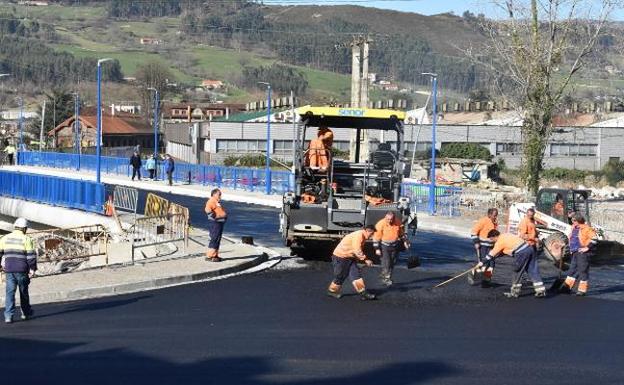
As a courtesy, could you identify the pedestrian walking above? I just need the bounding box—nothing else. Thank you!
[3,140,15,166]
[0,218,37,323]
[478,230,546,298]
[469,208,498,286]
[164,154,175,186]
[327,225,377,300]
[373,211,409,287]
[205,188,227,262]
[130,151,142,181]
[518,208,539,249]
[146,154,157,180]
[559,214,597,296]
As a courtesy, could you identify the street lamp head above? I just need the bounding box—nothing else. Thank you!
[422,72,438,78]
[0,73,11,78]
[97,58,113,66]
[257,81,271,88]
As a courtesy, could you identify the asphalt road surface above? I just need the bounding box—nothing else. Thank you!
[1,264,623,385]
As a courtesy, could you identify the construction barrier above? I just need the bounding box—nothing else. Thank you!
[402,182,463,216]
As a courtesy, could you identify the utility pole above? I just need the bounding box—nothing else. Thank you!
[39,100,46,152]
[349,36,372,163]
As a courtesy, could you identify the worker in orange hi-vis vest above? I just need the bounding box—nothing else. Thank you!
[307,126,333,172]
[478,230,546,298]
[518,208,540,249]
[373,211,409,287]
[560,214,598,296]
[468,208,498,286]
[327,225,377,301]
[204,188,227,262]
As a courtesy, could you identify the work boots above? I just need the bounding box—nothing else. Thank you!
[534,282,547,298]
[558,276,576,294]
[327,282,342,299]
[504,283,522,298]
[576,281,588,296]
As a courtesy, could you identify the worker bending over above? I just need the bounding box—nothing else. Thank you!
[478,230,546,298]
[518,208,539,249]
[307,126,333,172]
[469,208,498,286]
[373,211,408,287]
[327,225,376,300]
[560,214,597,296]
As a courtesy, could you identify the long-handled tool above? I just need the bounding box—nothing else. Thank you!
[549,259,566,292]
[467,248,482,286]
[432,264,480,289]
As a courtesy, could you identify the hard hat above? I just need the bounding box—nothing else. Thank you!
[13,217,28,229]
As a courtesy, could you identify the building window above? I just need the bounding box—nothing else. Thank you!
[404,141,432,153]
[274,140,293,154]
[333,141,350,152]
[216,139,267,153]
[496,143,521,155]
[550,143,597,157]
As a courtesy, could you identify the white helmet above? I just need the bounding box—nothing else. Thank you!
[13,217,28,229]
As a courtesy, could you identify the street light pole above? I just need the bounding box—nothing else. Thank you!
[422,73,438,215]
[96,58,112,184]
[148,87,160,180]
[74,92,80,170]
[258,82,272,195]
[17,97,23,152]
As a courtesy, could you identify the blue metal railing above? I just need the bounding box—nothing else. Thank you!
[18,151,295,196]
[402,182,462,217]
[0,170,105,213]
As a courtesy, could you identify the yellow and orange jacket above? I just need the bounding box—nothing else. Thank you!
[205,196,227,221]
[518,217,538,246]
[333,230,368,260]
[471,216,498,247]
[488,233,527,258]
[373,218,404,248]
[569,223,597,252]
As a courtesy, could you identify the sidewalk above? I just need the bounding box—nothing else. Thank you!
[418,214,474,237]
[0,235,275,307]
[1,165,282,208]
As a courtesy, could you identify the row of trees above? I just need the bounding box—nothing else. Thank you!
[241,64,308,95]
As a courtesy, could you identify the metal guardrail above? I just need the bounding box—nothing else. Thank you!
[131,213,188,261]
[19,151,295,195]
[0,169,105,213]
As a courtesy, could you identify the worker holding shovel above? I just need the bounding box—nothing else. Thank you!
[477,230,546,298]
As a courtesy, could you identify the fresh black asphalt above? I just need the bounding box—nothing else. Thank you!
[1,188,622,384]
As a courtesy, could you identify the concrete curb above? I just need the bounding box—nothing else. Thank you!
[10,252,269,306]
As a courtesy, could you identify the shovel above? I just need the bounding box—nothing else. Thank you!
[432,264,480,289]
[549,259,566,292]
[467,248,482,286]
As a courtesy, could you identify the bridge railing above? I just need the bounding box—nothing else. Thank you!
[18,151,294,196]
[0,170,105,213]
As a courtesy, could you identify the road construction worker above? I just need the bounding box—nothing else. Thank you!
[551,194,565,220]
[469,208,498,286]
[373,211,409,287]
[307,126,333,172]
[204,188,227,262]
[478,230,546,298]
[327,225,376,300]
[0,218,37,323]
[3,141,15,165]
[560,214,597,296]
[518,208,539,249]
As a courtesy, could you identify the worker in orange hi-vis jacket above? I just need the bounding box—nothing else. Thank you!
[307,126,333,172]
[204,188,227,262]
[478,230,546,298]
[518,208,540,249]
[327,225,377,301]
[469,208,498,286]
[373,211,409,287]
[560,214,598,296]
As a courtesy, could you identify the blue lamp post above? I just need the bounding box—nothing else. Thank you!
[74,92,81,170]
[148,87,160,180]
[96,58,112,184]
[422,73,438,215]
[17,97,23,152]
[258,82,272,195]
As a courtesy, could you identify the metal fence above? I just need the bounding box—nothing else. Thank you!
[0,170,105,213]
[18,151,294,195]
[131,213,188,261]
[401,183,463,217]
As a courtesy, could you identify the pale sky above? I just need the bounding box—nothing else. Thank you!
[267,0,624,20]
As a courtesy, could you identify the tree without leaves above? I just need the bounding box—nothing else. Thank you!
[135,61,174,121]
[466,0,615,194]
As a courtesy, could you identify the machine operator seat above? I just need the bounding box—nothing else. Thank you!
[372,143,396,170]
